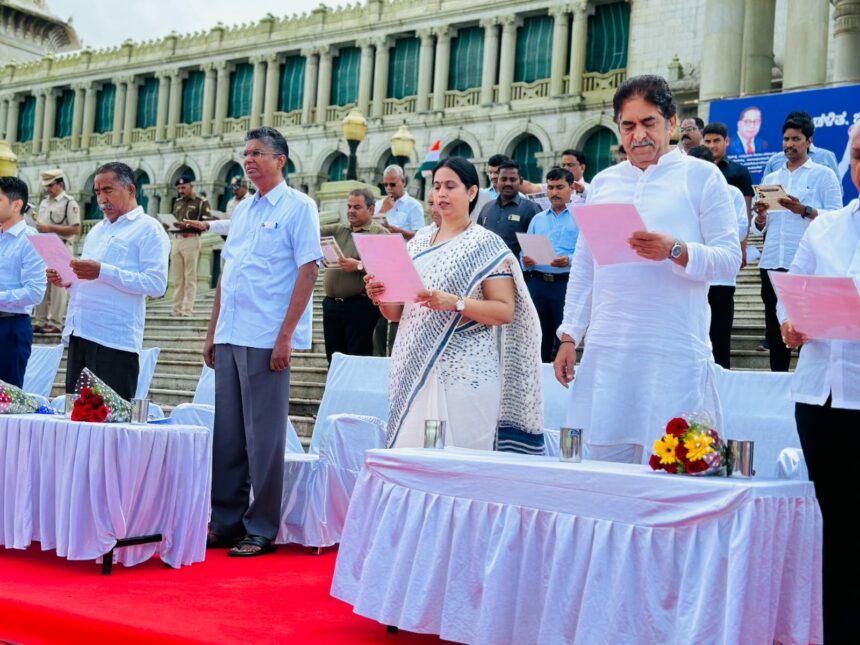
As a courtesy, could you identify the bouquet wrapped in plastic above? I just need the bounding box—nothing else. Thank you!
[649,412,726,476]
[0,380,41,414]
[71,368,132,423]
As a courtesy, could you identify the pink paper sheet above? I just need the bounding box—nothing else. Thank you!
[353,233,425,304]
[771,272,860,341]
[568,203,648,265]
[27,233,78,285]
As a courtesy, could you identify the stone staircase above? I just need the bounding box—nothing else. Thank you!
[32,239,791,444]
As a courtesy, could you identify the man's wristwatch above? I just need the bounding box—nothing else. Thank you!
[356,261,364,272]
[455,296,466,312]
[802,205,814,219]
[669,240,683,260]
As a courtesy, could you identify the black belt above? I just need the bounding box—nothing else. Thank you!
[527,271,569,283]
[326,293,369,304]
[0,312,29,319]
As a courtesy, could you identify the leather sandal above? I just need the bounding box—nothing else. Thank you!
[206,532,241,549]
[227,535,276,557]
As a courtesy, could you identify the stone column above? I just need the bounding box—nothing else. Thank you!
[71,83,86,148]
[301,48,319,125]
[549,6,571,97]
[263,53,281,125]
[81,82,97,149]
[568,1,593,98]
[250,56,266,129]
[371,37,391,118]
[833,0,860,83]
[42,89,57,153]
[155,71,170,141]
[497,16,521,104]
[316,47,333,125]
[123,77,139,144]
[357,38,374,116]
[699,0,744,100]
[0,98,9,141]
[166,69,182,140]
[213,61,230,135]
[5,97,19,144]
[783,0,829,90]
[416,29,435,112]
[111,79,127,145]
[480,19,500,105]
[201,64,216,136]
[32,92,45,153]
[740,0,775,94]
[432,27,453,111]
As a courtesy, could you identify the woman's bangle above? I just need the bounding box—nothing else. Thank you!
[560,340,575,345]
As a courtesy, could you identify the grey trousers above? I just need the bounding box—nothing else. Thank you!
[212,343,290,540]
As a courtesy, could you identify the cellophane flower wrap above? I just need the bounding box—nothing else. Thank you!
[649,412,725,476]
[0,380,41,414]
[71,368,132,423]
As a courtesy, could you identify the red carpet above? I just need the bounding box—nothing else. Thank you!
[0,545,450,644]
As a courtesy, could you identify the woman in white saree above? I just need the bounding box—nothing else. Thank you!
[365,158,544,454]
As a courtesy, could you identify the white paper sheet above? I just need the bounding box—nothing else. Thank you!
[27,233,78,284]
[353,233,425,304]
[770,272,860,340]
[516,233,556,265]
[569,203,649,265]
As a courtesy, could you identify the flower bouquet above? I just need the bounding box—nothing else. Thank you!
[649,413,725,476]
[0,379,41,414]
[71,368,132,423]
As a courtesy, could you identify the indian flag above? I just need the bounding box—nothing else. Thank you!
[415,140,441,179]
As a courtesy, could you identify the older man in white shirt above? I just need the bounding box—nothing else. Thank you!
[375,165,425,240]
[203,127,321,557]
[553,75,741,464]
[777,125,860,642]
[752,113,843,371]
[48,162,169,400]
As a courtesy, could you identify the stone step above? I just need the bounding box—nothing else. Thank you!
[729,350,798,370]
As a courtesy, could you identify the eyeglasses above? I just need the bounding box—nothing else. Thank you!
[679,126,700,133]
[242,150,284,159]
[383,182,399,187]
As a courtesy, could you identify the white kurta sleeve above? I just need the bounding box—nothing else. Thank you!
[556,234,594,345]
[675,169,742,283]
[207,219,231,235]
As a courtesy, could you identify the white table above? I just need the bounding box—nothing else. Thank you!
[332,448,822,645]
[0,414,212,570]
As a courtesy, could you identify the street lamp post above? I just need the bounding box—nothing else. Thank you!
[390,123,416,169]
[341,107,368,181]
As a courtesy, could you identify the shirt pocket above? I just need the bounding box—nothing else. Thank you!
[101,237,130,266]
[253,226,283,257]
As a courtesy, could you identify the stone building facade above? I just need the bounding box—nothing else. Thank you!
[0,0,858,231]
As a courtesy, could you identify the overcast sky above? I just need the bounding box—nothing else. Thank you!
[49,0,349,49]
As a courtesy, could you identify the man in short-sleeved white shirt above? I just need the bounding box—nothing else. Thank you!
[204,128,322,557]
[375,165,425,240]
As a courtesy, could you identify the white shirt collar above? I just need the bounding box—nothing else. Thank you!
[253,181,288,207]
[104,205,144,226]
[3,219,28,237]
[782,157,815,172]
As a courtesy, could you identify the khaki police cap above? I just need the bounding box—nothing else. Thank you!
[40,169,65,187]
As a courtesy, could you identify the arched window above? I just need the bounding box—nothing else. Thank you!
[83,174,101,220]
[445,141,474,160]
[510,135,543,183]
[326,154,349,182]
[582,128,618,181]
[134,171,151,213]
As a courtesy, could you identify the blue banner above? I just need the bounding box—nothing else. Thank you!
[708,84,859,203]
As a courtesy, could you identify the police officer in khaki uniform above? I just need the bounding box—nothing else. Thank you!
[171,175,211,317]
[34,169,80,333]
[224,176,252,219]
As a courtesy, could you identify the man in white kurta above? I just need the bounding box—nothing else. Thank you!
[554,75,741,464]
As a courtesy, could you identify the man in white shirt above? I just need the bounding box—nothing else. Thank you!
[224,176,252,219]
[553,75,740,464]
[762,111,840,178]
[0,176,46,387]
[752,113,843,371]
[560,149,589,197]
[47,162,170,400]
[203,127,322,557]
[375,165,425,240]
[778,124,860,641]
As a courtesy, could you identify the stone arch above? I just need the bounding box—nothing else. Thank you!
[164,158,202,187]
[568,113,620,152]
[508,134,545,183]
[81,172,101,219]
[321,150,350,182]
[441,130,483,160]
[133,169,151,213]
[312,145,348,179]
[497,121,553,159]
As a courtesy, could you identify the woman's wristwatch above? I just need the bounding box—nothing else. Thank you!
[455,296,465,312]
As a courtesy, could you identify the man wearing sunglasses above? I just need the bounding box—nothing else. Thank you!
[375,165,425,240]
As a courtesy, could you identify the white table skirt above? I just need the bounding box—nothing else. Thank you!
[0,414,212,568]
[332,448,822,645]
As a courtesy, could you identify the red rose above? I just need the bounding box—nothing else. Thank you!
[95,407,109,422]
[90,395,104,407]
[662,461,680,474]
[686,459,708,474]
[649,454,663,471]
[666,418,689,437]
[675,444,689,462]
[81,387,93,398]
